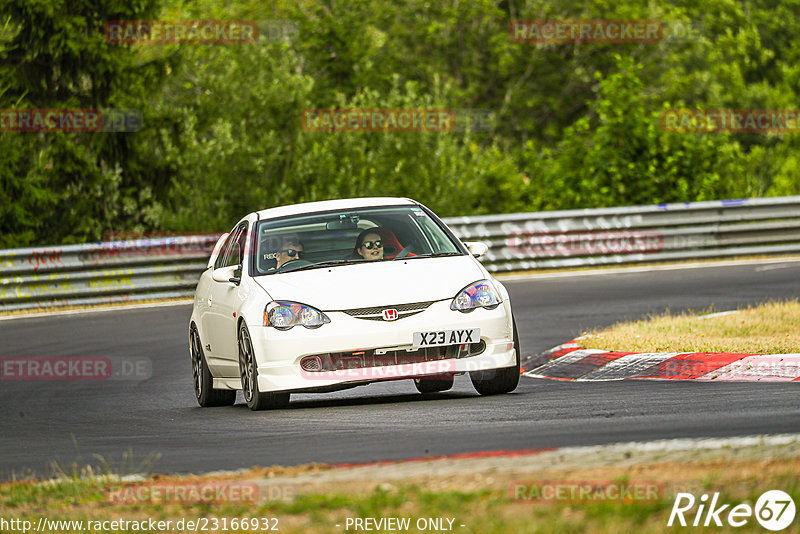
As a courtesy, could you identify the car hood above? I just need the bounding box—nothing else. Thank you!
[252,256,485,310]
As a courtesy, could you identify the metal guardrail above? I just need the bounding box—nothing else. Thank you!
[446,195,800,272]
[0,236,221,311]
[2,196,799,311]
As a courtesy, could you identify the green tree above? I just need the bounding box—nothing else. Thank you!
[527,56,746,209]
[0,0,170,245]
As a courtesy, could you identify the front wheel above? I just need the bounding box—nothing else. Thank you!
[470,317,521,396]
[190,326,235,407]
[238,323,290,411]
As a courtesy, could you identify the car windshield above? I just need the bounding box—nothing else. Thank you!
[253,205,464,275]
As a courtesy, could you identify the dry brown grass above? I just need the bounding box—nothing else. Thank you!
[581,300,800,354]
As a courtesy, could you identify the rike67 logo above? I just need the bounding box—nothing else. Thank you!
[668,490,796,530]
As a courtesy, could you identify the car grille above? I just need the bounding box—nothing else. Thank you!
[300,341,486,372]
[339,301,436,321]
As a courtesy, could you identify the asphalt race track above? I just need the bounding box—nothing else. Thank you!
[1,260,800,480]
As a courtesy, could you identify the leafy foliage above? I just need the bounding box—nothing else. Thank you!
[1,0,799,245]
[0,0,171,245]
[526,56,745,209]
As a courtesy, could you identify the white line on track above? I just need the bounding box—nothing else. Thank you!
[755,262,797,272]
[698,310,740,319]
[0,299,193,322]
[495,256,800,281]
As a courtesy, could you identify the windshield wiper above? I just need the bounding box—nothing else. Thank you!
[280,259,351,273]
[401,252,464,259]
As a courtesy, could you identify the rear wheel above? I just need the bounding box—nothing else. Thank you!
[190,326,235,407]
[414,374,454,394]
[470,317,521,396]
[238,323,290,411]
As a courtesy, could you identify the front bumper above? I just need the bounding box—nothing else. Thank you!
[248,299,515,392]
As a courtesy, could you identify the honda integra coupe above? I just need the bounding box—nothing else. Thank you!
[189,197,520,410]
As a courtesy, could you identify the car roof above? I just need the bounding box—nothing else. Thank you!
[253,197,418,220]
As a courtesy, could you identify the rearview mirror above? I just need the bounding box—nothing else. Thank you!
[326,213,360,230]
[464,241,489,258]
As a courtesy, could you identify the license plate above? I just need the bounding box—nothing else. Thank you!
[413,328,480,347]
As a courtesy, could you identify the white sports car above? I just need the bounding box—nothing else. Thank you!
[189,197,520,410]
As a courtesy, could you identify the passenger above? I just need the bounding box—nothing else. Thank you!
[353,229,384,261]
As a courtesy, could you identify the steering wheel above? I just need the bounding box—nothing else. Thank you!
[277,259,314,272]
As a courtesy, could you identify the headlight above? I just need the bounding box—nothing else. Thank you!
[264,301,331,330]
[450,280,502,312]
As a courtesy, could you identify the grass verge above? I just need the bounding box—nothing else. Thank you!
[580,300,800,354]
[1,446,799,533]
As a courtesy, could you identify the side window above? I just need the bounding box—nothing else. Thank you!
[214,231,236,270]
[215,223,248,269]
[415,214,459,254]
[226,223,249,268]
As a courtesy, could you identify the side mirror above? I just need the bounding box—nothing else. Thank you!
[211,264,241,285]
[464,241,489,258]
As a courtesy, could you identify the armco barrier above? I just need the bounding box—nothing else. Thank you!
[1,196,799,311]
[446,196,800,271]
[0,235,221,312]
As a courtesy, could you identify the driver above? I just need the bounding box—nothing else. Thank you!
[274,235,304,270]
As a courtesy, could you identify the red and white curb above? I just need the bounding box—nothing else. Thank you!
[522,342,800,382]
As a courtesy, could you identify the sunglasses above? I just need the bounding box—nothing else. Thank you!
[361,240,383,250]
[279,248,302,258]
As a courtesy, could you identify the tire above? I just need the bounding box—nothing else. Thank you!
[470,317,521,396]
[414,374,454,394]
[238,323,290,411]
[190,326,236,407]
